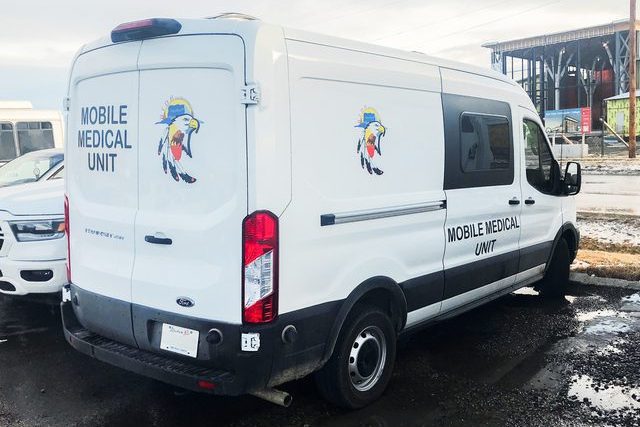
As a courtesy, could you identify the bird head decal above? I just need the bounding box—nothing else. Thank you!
[355,107,387,175]
[156,97,203,184]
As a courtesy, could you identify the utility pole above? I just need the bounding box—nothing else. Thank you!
[629,0,637,158]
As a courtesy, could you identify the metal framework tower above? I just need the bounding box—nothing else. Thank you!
[484,20,639,129]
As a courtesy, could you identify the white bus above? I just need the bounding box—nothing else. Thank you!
[0,101,64,164]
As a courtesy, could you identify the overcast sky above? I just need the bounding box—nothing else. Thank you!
[0,0,633,109]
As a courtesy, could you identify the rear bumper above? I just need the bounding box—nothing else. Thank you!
[62,301,238,394]
[61,287,340,396]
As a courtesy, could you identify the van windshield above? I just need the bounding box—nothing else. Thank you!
[0,150,64,187]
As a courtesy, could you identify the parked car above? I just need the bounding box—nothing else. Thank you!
[61,15,581,409]
[0,148,64,187]
[0,177,66,296]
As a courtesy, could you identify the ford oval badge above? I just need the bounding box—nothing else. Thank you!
[176,297,195,308]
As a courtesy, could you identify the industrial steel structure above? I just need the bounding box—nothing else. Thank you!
[483,20,640,130]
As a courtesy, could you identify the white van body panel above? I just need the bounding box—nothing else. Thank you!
[246,24,292,216]
[66,42,141,303]
[133,35,247,322]
[282,38,446,317]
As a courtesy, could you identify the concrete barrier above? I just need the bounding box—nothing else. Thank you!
[552,143,589,159]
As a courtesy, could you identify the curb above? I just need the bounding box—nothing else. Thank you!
[570,272,640,291]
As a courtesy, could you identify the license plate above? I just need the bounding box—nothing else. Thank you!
[160,323,199,358]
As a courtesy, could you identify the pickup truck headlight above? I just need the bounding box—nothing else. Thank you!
[9,219,65,242]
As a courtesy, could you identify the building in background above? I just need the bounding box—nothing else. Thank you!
[605,90,640,136]
[483,20,640,133]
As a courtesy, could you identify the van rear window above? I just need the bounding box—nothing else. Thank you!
[16,122,55,154]
[0,123,17,161]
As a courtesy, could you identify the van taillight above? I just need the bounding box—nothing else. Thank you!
[242,211,278,324]
[64,195,71,284]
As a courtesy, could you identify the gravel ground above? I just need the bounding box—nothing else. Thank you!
[3,284,640,426]
[579,157,640,176]
[577,214,640,248]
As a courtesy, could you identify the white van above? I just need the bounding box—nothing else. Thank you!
[62,15,582,408]
[0,101,64,164]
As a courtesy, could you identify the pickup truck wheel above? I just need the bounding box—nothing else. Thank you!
[315,305,396,409]
[536,238,570,297]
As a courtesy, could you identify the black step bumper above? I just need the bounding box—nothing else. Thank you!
[61,287,340,396]
[61,300,239,395]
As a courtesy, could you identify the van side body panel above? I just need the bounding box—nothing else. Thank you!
[281,39,446,326]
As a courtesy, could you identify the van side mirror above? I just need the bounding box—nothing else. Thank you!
[563,161,581,195]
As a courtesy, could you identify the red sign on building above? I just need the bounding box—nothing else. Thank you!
[580,107,592,133]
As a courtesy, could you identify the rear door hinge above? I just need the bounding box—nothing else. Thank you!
[63,97,71,112]
[241,84,260,105]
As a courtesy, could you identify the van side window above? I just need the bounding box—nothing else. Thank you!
[460,113,510,172]
[523,119,554,194]
[16,122,55,155]
[442,94,513,190]
[0,123,17,161]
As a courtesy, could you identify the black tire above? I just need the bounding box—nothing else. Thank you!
[535,238,570,297]
[315,305,396,409]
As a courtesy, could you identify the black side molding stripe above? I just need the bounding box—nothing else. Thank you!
[400,271,444,312]
[320,200,446,226]
[399,240,554,313]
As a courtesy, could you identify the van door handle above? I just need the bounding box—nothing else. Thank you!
[144,235,173,245]
[525,198,536,205]
[508,198,520,205]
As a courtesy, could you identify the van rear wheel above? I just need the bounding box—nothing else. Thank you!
[536,238,570,297]
[315,305,396,409]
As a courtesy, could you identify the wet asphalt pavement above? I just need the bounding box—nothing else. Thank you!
[2,284,640,427]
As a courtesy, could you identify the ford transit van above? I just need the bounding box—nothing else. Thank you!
[62,14,581,408]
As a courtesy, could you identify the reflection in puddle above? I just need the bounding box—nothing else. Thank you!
[513,287,539,296]
[583,318,631,335]
[576,309,618,322]
[622,293,640,304]
[596,342,624,355]
[569,375,640,411]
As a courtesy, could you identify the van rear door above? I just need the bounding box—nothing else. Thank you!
[66,42,141,346]
[131,35,247,345]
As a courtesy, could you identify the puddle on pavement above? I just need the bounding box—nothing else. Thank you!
[568,375,640,412]
[576,309,619,322]
[513,287,539,296]
[532,290,640,421]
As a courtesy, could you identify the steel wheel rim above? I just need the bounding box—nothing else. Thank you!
[348,325,387,392]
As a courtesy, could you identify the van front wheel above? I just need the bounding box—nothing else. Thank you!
[315,305,396,408]
[536,238,570,297]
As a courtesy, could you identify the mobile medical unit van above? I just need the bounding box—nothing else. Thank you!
[62,14,581,408]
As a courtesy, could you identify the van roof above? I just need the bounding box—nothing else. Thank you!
[81,16,514,86]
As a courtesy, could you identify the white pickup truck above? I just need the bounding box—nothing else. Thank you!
[0,176,66,296]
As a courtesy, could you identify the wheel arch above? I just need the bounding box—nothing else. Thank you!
[320,276,407,366]
[546,221,580,270]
